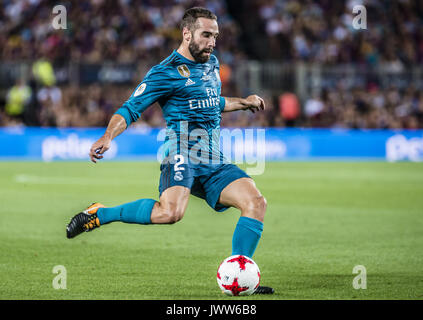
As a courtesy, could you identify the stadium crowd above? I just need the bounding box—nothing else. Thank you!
[0,0,422,129]
[247,0,423,65]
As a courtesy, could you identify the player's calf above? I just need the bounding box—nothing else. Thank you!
[150,202,186,224]
[151,186,190,224]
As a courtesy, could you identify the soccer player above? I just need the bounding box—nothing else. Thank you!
[66,7,273,294]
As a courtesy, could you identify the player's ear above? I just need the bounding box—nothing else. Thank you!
[182,27,192,42]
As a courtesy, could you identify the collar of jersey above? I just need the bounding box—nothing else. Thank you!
[173,50,199,65]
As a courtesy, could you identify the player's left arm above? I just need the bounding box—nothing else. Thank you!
[221,95,265,113]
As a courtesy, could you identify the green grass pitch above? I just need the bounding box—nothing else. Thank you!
[0,161,422,300]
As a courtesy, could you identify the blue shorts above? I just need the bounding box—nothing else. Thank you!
[158,162,250,212]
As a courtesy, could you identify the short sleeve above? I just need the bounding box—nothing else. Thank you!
[219,96,226,112]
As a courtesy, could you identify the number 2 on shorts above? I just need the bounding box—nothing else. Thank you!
[174,155,185,171]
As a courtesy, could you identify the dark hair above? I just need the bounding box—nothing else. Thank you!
[180,7,217,31]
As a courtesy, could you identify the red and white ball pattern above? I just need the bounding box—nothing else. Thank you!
[217,255,261,296]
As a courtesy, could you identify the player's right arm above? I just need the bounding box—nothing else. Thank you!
[89,114,127,163]
[89,65,173,163]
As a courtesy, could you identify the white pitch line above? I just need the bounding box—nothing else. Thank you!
[14,174,95,185]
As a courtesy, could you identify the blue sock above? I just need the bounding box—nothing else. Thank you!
[231,216,264,258]
[96,199,156,225]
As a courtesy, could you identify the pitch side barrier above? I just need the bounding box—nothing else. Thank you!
[0,127,422,163]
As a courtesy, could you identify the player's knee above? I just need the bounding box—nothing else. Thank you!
[256,195,267,221]
[246,195,267,222]
[163,207,184,224]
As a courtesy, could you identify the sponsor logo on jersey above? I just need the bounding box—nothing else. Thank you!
[177,64,190,77]
[134,83,146,97]
[188,88,220,110]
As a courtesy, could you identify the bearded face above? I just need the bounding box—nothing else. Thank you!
[185,18,218,63]
[188,36,213,63]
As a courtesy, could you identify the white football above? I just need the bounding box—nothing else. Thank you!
[216,255,261,296]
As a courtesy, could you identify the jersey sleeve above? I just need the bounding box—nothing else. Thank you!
[212,55,226,113]
[219,96,226,112]
[114,66,174,127]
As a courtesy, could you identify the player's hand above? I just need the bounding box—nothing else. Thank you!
[89,135,111,163]
[244,95,265,113]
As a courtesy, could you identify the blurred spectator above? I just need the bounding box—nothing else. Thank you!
[37,84,62,126]
[32,58,56,87]
[219,63,232,86]
[278,93,300,126]
[304,94,324,118]
[5,78,32,122]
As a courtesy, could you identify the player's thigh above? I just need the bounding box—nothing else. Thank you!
[151,185,191,224]
[159,185,191,213]
[218,177,267,221]
[154,160,194,223]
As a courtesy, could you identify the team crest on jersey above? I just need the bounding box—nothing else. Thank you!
[174,171,183,181]
[177,64,190,78]
[134,83,146,97]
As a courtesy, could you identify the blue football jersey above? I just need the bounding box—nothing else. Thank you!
[115,50,227,167]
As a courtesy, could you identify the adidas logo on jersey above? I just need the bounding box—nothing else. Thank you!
[185,78,196,86]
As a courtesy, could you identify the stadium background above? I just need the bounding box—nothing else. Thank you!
[1,0,423,131]
[0,0,422,300]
